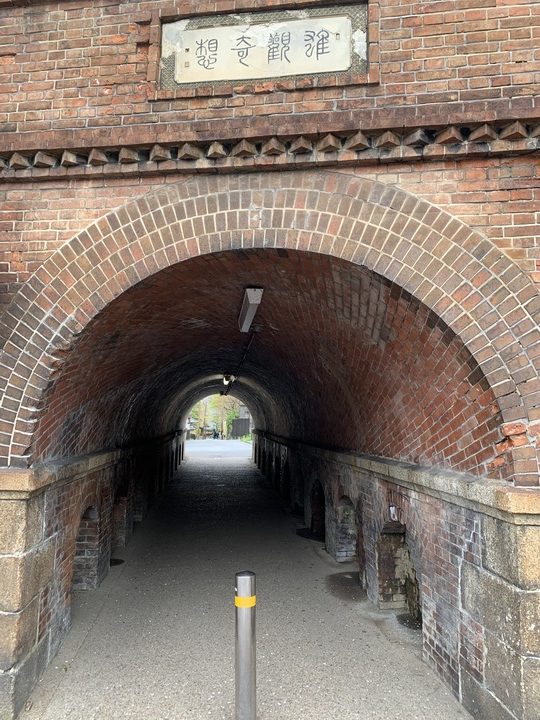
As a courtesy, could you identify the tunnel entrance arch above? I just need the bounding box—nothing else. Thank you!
[0,170,538,480]
[0,170,539,720]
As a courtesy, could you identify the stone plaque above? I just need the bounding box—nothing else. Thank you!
[163,15,356,85]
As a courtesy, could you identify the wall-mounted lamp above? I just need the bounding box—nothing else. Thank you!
[388,504,400,523]
[238,287,264,333]
[223,374,235,386]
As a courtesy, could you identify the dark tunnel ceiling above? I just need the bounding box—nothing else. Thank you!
[34,249,498,477]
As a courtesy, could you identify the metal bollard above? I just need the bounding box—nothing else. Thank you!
[235,570,256,720]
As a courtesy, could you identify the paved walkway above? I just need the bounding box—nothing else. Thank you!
[22,440,471,720]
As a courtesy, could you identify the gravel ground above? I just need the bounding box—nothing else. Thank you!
[21,440,471,720]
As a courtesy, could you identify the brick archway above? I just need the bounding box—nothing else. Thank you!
[0,171,538,482]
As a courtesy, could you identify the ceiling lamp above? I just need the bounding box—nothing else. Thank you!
[238,288,264,333]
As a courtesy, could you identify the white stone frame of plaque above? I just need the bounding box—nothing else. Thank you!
[157,3,372,94]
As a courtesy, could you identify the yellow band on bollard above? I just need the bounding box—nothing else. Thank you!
[235,595,256,608]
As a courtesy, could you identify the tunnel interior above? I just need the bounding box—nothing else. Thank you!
[11,246,513,718]
[33,248,500,478]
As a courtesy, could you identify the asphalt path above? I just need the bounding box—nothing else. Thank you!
[22,440,471,720]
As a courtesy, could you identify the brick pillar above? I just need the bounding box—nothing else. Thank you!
[376,527,408,610]
[0,471,53,720]
[112,496,133,551]
[72,508,101,590]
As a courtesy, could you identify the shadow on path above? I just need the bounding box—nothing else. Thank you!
[22,442,471,720]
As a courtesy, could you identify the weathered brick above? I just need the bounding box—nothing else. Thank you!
[0,1,539,715]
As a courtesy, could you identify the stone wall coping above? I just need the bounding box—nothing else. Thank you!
[255,431,540,524]
[0,450,122,497]
[0,431,185,497]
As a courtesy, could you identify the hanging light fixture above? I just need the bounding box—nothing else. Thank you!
[238,288,264,333]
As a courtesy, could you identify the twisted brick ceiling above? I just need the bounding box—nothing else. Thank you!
[33,249,499,478]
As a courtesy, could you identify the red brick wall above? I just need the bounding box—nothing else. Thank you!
[255,434,490,707]
[0,1,539,484]
[1,0,540,301]
[1,156,540,314]
[39,466,114,655]
[0,170,537,483]
[0,0,537,137]
[36,438,177,664]
[2,2,537,706]
[29,251,502,479]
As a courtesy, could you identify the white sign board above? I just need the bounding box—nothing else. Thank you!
[171,16,352,84]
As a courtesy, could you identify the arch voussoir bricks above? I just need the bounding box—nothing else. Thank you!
[1,171,539,482]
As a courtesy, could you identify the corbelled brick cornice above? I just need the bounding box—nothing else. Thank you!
[0,120,537,183]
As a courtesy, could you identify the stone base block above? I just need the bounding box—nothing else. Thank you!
[523,658,540,720]
[0,638,48,720]
[462,672,517,720]
[0,498,43,555]
[485,635,523,717]
[483,517,540,589]
[0,543,54,613]
[462,562,540,655]
[0,598,39,672]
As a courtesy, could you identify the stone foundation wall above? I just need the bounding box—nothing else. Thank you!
[254,430,540,720]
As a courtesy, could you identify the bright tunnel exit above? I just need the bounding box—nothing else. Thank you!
[185,394,253,442]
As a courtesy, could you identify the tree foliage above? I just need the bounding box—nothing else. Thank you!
[187,394,241,437]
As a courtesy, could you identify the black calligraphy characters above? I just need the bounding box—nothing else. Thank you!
[304,28,331,60]
[196,37,218,69]
[267,31,291,64]
[233,34,256,66]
